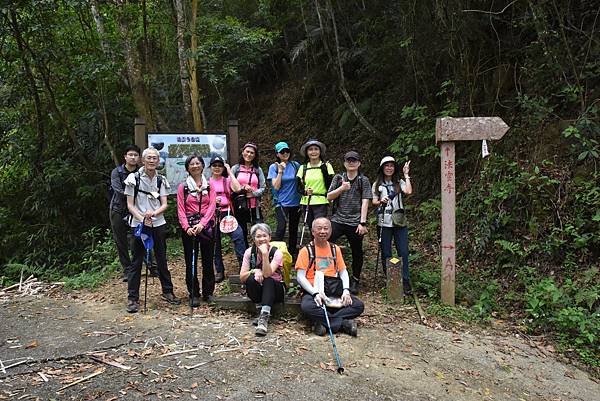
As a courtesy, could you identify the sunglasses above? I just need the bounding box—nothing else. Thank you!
[278,149,290,154]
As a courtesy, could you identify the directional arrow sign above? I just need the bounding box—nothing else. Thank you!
[436,117,509,143]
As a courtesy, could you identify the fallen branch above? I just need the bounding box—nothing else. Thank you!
[184,359,220,370]
[159,347,203,358]
[88,355,131,370]
[57,368,104,392]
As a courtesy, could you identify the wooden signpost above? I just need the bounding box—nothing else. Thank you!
[436,117,509,305]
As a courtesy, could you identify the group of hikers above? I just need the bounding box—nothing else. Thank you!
[109,139,413,337]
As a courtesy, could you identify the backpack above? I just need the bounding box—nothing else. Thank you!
[305,241,343,297]
[269,241,293,286]
[233,166,254,212]
[124,171,164,224]
[107,165,132,205]
[297,161,334,196]
[270,161,300,206]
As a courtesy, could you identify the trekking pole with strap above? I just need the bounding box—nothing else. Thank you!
[321,304,344,374]
[136,223,154,314]
[299,194,312,248]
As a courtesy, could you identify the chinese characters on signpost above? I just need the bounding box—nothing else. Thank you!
[436,117,509,305]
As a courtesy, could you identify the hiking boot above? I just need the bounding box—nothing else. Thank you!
[349,277,360,295]
[341,319,358,337]
[122,272,128,282]
[255,311,270,336]
[126,299,139,313]
[190,296,200,308]
[203,295,216,304]
[313,322,326,336]
[252,305,262,326]
[215,271,225,283]
[161,292,181,305]
[149,265,159,277]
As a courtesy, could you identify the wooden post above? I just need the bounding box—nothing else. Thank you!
[227,119,239,163]
[386,257,404,303]
[436,117,509,305]
[134,117,146,150]
[440,142,456,305]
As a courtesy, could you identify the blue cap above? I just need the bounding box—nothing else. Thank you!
[275,142,290,153]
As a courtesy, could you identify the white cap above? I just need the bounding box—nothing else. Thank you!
[379,156,396,167]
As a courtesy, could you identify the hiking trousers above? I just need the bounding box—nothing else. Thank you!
[329,222,365,280]
[128,224,174,301]
[245,276,285,307]
[236,207,263,249]
[181,231,215,299]
[379,226,409,284]
[300,294,364,332]
[273,206,301,255]
[302,204,328,242]
[214,223,245,274]
[110,210,132,273]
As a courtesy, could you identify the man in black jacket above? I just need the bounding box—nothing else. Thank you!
[109,145,140,281]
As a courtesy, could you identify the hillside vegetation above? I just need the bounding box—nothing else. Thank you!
[0,1,598,369]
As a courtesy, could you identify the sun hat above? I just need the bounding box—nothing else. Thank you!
[300,139,326,157]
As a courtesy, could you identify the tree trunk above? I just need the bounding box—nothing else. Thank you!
[189,0,205,132]
[315,0,382,139]
[116,3,156,131]
[173,0,192,128]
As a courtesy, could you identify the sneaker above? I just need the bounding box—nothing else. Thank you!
[341,319,358,337]
[126,299,139,313]
[255,311,269,336]
[161,293,181,305]
[122,272,128,282]
[190,296,200,308]
[215,271,225,283]
[349,277,360,295]
[313,322,326,336]
[203,295,216,304]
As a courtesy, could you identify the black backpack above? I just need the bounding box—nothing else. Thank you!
[297,161,334,195]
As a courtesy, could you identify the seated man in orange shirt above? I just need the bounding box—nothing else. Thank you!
[295,217,365,336]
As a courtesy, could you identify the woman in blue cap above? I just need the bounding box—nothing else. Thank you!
[267,141,302,255]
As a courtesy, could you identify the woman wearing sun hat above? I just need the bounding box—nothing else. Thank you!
[371,155,413,293]
[296,139,335,242]
[267,141,302,254]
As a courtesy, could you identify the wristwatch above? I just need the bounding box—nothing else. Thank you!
[359,222,367,226]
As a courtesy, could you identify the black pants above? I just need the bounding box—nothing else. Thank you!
[181,231,215,299]
[245,276,285,307]
[273,206,300,254]
[300,294,364,332]
[110,210,132,272]
[128,224,174,301]
[301,204,328,243]
[329,222,364,280]
[236,207,263,248]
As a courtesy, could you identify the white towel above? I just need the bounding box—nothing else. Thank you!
[185,174,209,198]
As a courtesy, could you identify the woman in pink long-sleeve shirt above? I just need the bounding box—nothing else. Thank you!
[177,154,217,307]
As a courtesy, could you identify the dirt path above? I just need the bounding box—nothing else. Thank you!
[1,281,598,401]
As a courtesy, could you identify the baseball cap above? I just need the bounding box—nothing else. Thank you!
[210,155,225,166]
[344,151,361,161]
[275,141,290,153]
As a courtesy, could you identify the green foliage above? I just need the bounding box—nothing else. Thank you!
[523,274,600,365]
[472,280,499,318]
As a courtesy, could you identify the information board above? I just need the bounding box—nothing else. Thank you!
[146,132,229,195]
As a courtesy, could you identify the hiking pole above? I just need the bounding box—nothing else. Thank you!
[144,248,150,313]
[321,304,344,374]
[299,194,312,248]
[375,224,382,279]
[190,235,197,316]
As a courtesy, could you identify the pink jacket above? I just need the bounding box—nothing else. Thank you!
[177,183,216,231]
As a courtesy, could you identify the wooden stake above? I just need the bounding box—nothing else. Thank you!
[440,142,456,305]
